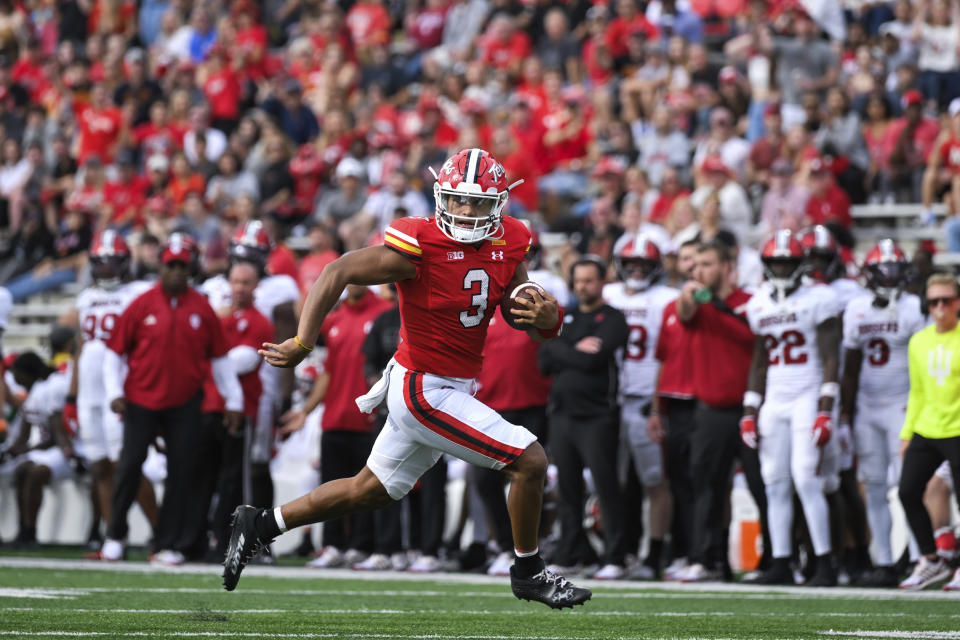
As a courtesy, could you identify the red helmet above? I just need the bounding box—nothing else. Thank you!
[229,220,272,270]
[761,229,806,297]
[863,238,908,301]
[799,225,843,282]
[432,148,515,243]
[615,234,662,291]
[90,230,131,287]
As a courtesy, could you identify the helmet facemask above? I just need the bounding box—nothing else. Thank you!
[763,257,805,301]
[867,261,905,306]
[617,257,661,291]
[434,184,507,244]
[91,256,128,290]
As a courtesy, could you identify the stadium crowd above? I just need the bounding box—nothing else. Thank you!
[0,0,959,591]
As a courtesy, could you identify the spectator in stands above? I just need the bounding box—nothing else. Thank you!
[911,0,960,110]
[746,103,784,187]
[863,95,897,204]
[889,89,940,202]
[636,105,691,188]
[358,168,429,237]
[260,79,319,146]
[4,207,90,303]
[759,159,809,237]
[536,7,581,82]
[690,156,752,247]
[925,99,960,248]
[804,158,854,245]
[296,223,339,297]
[648,166,691,226]
[206,151,259,217]
[693,107,750,182]
[539,256,629,574]
[99,234,243,564]
[314,157,369,229]
[814,88,870,204]
[184,104,227,165]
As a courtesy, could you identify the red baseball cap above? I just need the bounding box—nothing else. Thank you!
[161,233,198,264]
[701,155,730,175]
[591,156,627,178]
[902,89,924,107]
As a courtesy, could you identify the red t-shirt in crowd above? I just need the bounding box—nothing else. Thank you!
[298,249,339,295]
[235,24,269,80]
[885,117,940,165]
[749,137,782,173]
[476,306,552,411]
[204,68,243,121]
[133,122,184,158]
[939,136,960,174]
[407,4,449,50]
[605,14,658,58]
[104,175,149,226]
[478,31,532,70]
[499,148,539,213]
[806,182,852,229]
[77,105,124,165]
[267,244,300,282]
[107,284,230,410]
[202,306,275,415]
[654,299,695,400]
[319,290,392,432]
[685,288,754,408]
[648,189,690,224]
[345,1,391,48]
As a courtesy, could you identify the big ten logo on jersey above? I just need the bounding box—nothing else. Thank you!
[82,312,120,341]
[447,250,465,261]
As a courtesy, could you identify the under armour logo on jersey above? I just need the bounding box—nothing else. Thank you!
[928,345,953,386]
[447,251,464,261]
[491,251,504,260]
[488,162,506,182]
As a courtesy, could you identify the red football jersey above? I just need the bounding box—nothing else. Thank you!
[384,215,531,379]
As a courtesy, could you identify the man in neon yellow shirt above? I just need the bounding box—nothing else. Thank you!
[898,273,960,590]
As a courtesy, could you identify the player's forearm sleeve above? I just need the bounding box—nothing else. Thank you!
[227,345,261,375]
[900,341,921,440]
[212,356,244,413]
[103,348,126,405]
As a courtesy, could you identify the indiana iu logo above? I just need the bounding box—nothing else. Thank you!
[928,344,953,386]
[491,250,504,260]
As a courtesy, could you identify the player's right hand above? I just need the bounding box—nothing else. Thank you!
[740,415,758,450]
[259,338,309,369]
[110,397,127,415]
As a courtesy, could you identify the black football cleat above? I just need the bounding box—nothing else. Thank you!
[510,566,592,609]
[222,505,270,591]
[742,558,793,585]
[806,556,838,587]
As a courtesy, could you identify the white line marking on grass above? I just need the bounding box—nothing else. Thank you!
[0,588,82,599]
[821,632,960,639]
[5,607,960,620]
[0,633,775,640]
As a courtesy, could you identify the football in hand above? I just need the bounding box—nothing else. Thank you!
[501,282,545,331]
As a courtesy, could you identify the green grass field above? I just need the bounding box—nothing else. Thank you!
[1,555,959,640]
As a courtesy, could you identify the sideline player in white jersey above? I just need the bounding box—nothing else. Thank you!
[200,221,299,508]
[801,225,872,581]
[741,230,842,586]
[840,240,926,586]
[70,231,154,554]
[603,233,677,579]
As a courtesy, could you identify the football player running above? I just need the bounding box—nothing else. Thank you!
[71,231,154,559]
[603,234,677,579]
[840,240,926,586]
[224,149,591,608]
[741,230,842,586]
[201,221,300,514]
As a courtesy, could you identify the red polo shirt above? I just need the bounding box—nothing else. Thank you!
[201,306,275,416]
[655,300,695,400]
[476,306,552,411]
[684,288,754,409]
[320,291,392,433]
[107,284,230,410]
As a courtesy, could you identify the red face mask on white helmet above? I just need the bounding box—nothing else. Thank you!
[431,148,521,244]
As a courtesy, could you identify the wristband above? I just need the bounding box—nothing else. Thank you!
[537,307,565,339]
[66,395,77,404]
[743,390,763,409]
[294,335,314,352]
[819,382,840,399]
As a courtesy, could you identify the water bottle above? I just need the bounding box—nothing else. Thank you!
[694,288,713,304]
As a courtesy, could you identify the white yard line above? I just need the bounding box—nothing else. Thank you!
[0,632,767,640]
[1,557,958,601]
[821,632,960,639]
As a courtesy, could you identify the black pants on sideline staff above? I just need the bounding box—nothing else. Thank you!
[408,457,447,557]
[663,398,696,561]
[320,430,375,553]
[689,402,770,570]
[107,392,203,552]
[471,406,549,553]
[898,434,960,555]
[209,416,249,556]
[550,411,626,567]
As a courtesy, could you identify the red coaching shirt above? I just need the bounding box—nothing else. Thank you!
[383,216,531,379]
[684,288,754,408]
[655,300,695,400]
[107,284,230,410]
[201,306,275,416]
[476,306,551,411]
[320,290,392,432]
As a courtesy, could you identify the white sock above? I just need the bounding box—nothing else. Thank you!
[864,482,892,566]
[274,507,288,533]
[766,479,793,559]
[515,547,539,558]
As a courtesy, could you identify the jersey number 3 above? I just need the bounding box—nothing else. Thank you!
[460,269,490,328]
